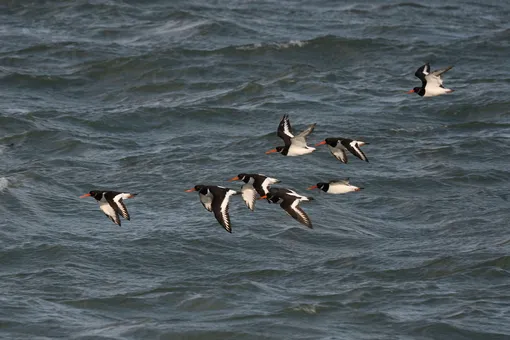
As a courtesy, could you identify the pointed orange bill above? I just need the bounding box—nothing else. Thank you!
[185,188,197,192]
[79,193,91,198]
[265,149,277,154]
[228,176,239,182]
[307,185,318,190]
[315,140,326,146]
[258,195,267,200]
[406,89,415,94]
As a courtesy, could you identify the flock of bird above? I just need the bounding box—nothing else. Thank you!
[80,62,455,232]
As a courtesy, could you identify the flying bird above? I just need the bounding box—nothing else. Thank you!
[259,187,314,228]
[185,185,238,233]
[80,190,137,226]
[266,114,316,156]
[316,137,369,163]
[228,173,280,211]
[407,63,454,97]
[307,179,363,194]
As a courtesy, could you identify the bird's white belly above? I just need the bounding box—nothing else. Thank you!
[287,146,315,156]
[423,86,448,97]
[99,201,116,217]
[328,185,356,194]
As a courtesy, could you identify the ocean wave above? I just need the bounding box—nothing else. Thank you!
[230,35,396,53]
[0,71,85,88]
[0,177,8,191]
[411,321,509,340]
[378,2,431,10]
[236,40,308,51]
[446,121,510,130]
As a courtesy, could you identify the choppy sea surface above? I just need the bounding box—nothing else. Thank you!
[1,1,510,339]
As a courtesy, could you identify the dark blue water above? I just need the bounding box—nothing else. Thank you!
[1,1,510,339]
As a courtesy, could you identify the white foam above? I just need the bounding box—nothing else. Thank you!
[278,40,307,48]
[236,40,308,51]
[0,177,8,191]
[236,42,263,51]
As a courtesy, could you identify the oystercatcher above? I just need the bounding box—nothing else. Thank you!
[307,179,363,194]
[259,187,314,228]
[228,173,280,211]
[80,191,137,226]
[316,137,369,163]
[185,185,238,233]
[408,63,454,97]
[266,114,316,156]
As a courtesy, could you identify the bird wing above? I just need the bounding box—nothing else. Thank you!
[291,123,316,147]
[414,63,429,87]
[212,189,237,233]
[330,178,350,185]
[431,65,453,77]
[341,140,369,162]
[253,175,279,196]
[284,189,313,202]
[424,65,453,88]
[277,114,294,146]
[281,198,313,228]
[113,193,132,220]
[425,73,444,87]
[241,184,257,211]
[100,201,121,226]
[415,63,430,76]
[199,191,214,212]
[328,144,348,163]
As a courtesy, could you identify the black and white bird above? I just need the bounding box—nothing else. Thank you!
[307,179,363,194]
[407,63,454,97]
[316,137,369,163]
[266,114,316,156]
[80,190,137,226]
[259,187,314,228]
[228,173,280,211]
[185,185,238,233]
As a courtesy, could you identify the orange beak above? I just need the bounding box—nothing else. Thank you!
[258,195,267,200]
[315,140,326,146]
[265,149,278,154]
[406,89,415,94]
[185,188,197,192]
[79,193,91,198]
[307,185,318,190]
[228,176,239,182]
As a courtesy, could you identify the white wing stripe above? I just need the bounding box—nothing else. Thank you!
[220,190,236,230]
[283,117,294,138]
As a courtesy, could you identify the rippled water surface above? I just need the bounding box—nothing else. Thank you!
[1,1,510,339]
